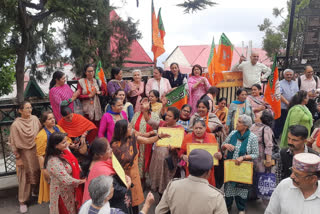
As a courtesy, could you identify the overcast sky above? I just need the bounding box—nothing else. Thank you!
[110,0,288,66]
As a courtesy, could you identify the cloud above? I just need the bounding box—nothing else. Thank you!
[110,0,288,66]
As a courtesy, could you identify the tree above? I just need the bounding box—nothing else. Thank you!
[258,0,310,58]
[60,0,141,76]
[0,0,63,103]
[0,55,15,96]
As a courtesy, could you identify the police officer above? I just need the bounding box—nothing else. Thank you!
[155,149,228,214]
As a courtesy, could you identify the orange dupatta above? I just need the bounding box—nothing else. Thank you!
[58,114,97,142]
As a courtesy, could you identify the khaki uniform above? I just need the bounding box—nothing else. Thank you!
[155,175,228,214]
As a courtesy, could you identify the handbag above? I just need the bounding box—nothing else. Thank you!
[256,171,276,200]
[73,99,84,115]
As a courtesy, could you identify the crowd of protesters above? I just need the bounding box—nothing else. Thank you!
[8,56,320,214]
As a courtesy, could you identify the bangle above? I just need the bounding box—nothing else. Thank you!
[158,135,162,140]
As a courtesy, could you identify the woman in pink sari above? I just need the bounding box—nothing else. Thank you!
[49,71,78,122]
[188,65,210,115]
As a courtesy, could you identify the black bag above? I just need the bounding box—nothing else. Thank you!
[165,155,175,171]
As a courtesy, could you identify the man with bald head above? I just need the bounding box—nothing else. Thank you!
[298,65,320,117]
[232,51,271,89]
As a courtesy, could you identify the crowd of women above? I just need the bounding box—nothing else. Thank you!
[9,62,319,214]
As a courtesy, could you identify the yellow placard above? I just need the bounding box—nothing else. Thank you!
[187,143,219,166]
[224,160,253,184]
[156,127,185,148]
[112,154,127,186]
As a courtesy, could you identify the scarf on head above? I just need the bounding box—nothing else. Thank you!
[226,130,251,160]
[135,112,153,172]
[61,149,83,211]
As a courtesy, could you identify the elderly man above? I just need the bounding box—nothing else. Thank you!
[79,175,154,214]
[155,149,228,214]
[298,65,320,117]
[231,52,271,90]
[276,125,319,184]
[274,69,299,139]
[266,153,320,214]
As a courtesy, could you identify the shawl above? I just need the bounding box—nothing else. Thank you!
[111,135,138,170]
[147,77,171,97]
[61,149,83,210]
[82,159,115,203]
[280,105,313,148]
[9,115,41,151]
[227,130,251,160]
[189,113,223,133]
[79,200,110,214]
[78,78,102,121]
[58,113,97,138]
[213,106,228,124]
[135,112,153,172]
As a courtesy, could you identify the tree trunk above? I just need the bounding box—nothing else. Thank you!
[15,47,27,103]
[98,0,111,71]
[15,1,30,103]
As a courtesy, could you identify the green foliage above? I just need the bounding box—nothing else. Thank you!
[0,55,15,96]
[258,0,310,58]
[177,0,217,13]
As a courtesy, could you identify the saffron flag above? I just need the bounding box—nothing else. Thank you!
[165,84,187,109]
[207,36,217,85]
[215,33,233,85]
[157,8,165,43]
[151,0,165,62]
[95,61,107,95]
[264,56,281,119]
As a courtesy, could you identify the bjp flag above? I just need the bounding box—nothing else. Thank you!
[151,0,165,62]
[157,8,165,43]
[165,84,188,109]
[95,61,107,95]
[264,56,281,119]
[214,33,233,85]
[207,36,217,86]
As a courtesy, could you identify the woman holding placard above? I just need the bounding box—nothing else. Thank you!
[220,114,259,213]
[110,119,170,212]
[141,100,184,195]
[178,118,220,186]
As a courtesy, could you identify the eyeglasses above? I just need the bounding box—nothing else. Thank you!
[86,70,94,73]
[289,167,314,179]
[182,109,191,114]
[23,107,33,110]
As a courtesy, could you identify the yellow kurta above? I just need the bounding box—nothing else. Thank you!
[35,125,69,204]
[151,102,162,116]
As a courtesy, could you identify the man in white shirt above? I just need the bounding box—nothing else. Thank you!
[298,65,320,117]
[232,52,271,89]
[266,153,320,214]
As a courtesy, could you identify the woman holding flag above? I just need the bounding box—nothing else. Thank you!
[77,64,104,126]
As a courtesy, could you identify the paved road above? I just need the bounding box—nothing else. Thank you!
[0,187,266,214]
